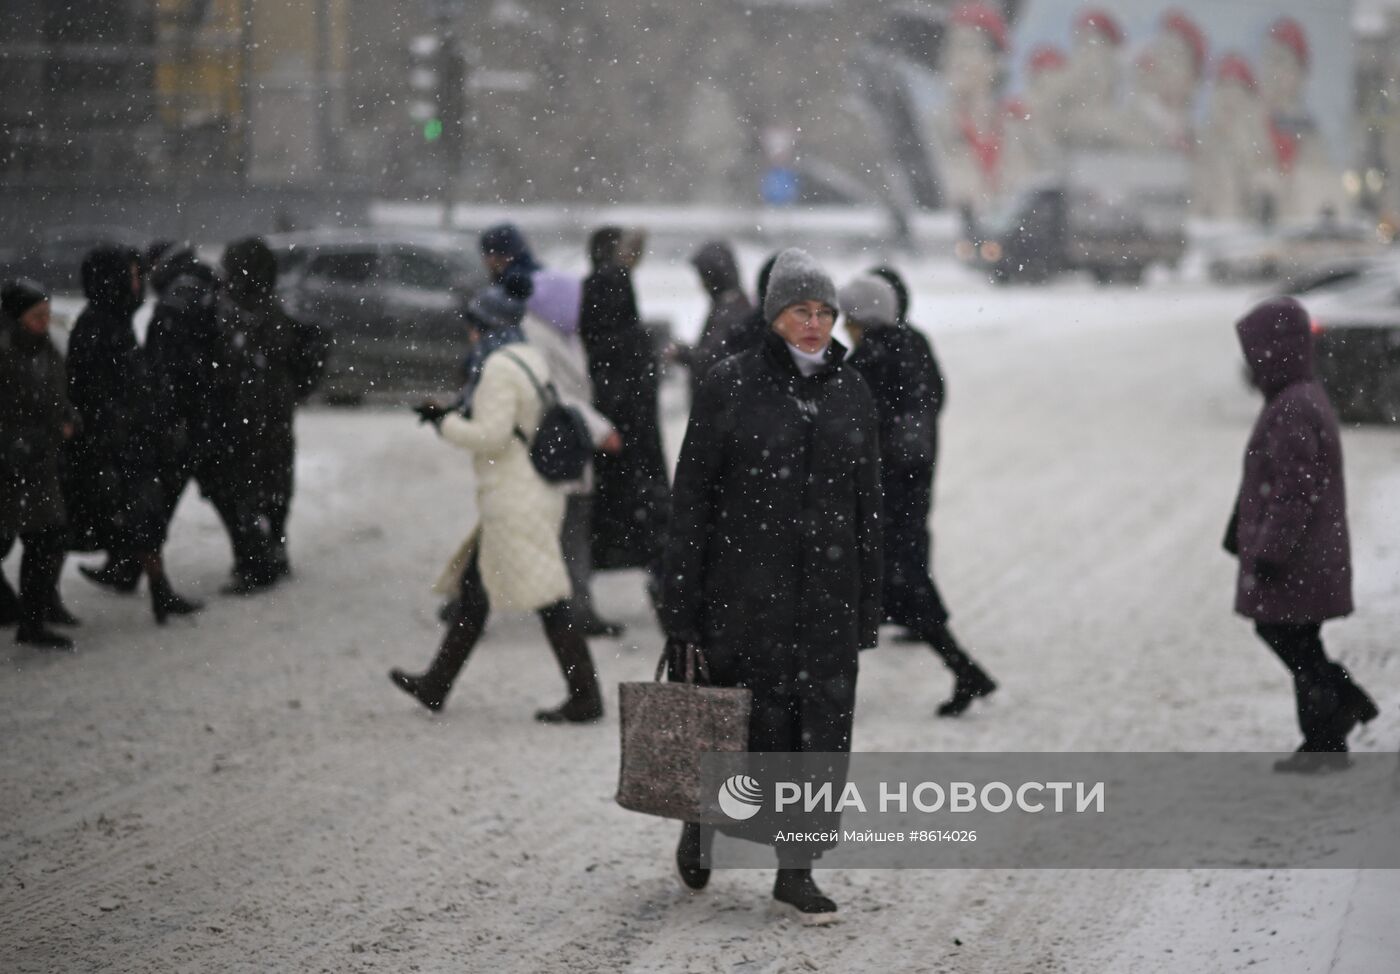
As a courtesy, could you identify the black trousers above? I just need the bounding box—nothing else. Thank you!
[1255,622,1351,751]
[561,493,597,621]
[686,669,859,866]
[1,528,66,628]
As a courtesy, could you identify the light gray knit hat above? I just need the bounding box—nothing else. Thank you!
[763,247,840,325]
[838,275,899,328]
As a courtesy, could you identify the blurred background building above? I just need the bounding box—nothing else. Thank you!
[1,0,1397,239]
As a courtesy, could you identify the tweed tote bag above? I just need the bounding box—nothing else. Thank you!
[616,644,751,824]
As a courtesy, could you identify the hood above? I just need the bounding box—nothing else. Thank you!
[222,237,279,306]
[527,268,582,336]
[1236,297,1314,395]
[691,241,741,297]
[81,244,143,315]
[480,223,538,270]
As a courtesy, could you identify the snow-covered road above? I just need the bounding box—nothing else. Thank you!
[4,274,1398,972]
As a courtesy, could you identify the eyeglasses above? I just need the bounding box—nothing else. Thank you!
[784,306,838,326]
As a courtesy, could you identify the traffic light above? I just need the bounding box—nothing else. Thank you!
[408,33,442,143]
[407,33,466,155]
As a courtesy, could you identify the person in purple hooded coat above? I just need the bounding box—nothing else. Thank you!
[1226,297,1378,773]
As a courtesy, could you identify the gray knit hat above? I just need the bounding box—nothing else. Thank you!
[763,248,839,324]
[838,275,899,328]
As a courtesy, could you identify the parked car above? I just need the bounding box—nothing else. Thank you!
[1207,219,1392,284]
[1282,258,1400,424]
[265,229,489,403]
[0,224,147,294]
[957,151,1187,286]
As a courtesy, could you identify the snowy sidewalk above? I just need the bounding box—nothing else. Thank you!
[3,279,1397,972]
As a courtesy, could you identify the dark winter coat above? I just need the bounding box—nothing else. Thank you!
[204,289,305,514]
[846,323,948,627]
[1229,298,1352,623]
[145,261,222,476]
[64,245,164,550]
[661,330,884,695]
[685,242,754,399]
[0,313,74,536]
[578,263,670,569]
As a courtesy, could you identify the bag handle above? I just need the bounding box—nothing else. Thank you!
[498,348,560,407]
[499,348,562,448]
[654,642,712,685]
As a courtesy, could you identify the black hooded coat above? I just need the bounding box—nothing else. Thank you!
[661,330,884,696]
[578,261,669,570]
[846,323,948,627]
[685,242,754,400]
[63,246,165,551]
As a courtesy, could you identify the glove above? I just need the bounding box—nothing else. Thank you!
[413,401,450,428]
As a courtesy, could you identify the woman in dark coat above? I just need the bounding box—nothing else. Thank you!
[841,274,997,717]
[1226,297,1377,773]
[661,248,883,922]
[64,245,202,624]
[578,227,670,575]
[1,281,80,647]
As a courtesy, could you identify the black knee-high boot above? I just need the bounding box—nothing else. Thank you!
[925,622,996,717]
[535,602,604,724]
[16,534,71,649]
[389,586,488,713]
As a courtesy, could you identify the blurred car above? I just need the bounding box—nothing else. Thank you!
[0,224,146,294]
[1284,258,1400,424]
[265,229,489,403]
[1207,219,1393,284]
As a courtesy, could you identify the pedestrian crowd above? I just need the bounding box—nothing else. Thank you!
[3,221,1380,922]
[2,238,326,649]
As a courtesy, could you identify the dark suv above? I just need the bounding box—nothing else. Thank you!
[266,230,488,402]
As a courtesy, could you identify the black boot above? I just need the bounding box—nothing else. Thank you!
[15,581,72,649]
[47,591,80,626]
[16,622,73,649]
[535,606,604,723]
[1273,750,1353,774]
[772,868,838,924]
[79,554,142,594]
[150,574,204,625]
[576,614,626,639]
[927,624,997,717]
[676,822,712,891]
[0,573,18,626]
[389,595,486,713]
[1333,664,1379,726]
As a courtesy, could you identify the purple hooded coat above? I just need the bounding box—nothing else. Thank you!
[1230,298,1352,623]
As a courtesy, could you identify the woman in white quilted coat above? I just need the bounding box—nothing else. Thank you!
[388,282,603,723]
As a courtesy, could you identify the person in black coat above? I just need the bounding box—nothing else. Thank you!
[679,240,754,401]
[578,227,670,577]
[65,245,202,624]
[207,237,325,592]
[1,280,80,647]
[661,248,883,922]
[80,244,229,594]
[842,273,996,717]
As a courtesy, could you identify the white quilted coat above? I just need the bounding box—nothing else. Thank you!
[435,344,570,612]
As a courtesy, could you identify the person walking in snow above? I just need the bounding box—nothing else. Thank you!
[64,245,203,625]
[578,227,670,585]
[478,223,626,638]
[1225,297,1377,773]
[389,282,604,723]
[842,272,997,717]
[1,280,81,647]
[678,240,753,402]
[661,248,883,922]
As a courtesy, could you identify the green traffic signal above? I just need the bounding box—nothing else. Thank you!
[423,118,443,142]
